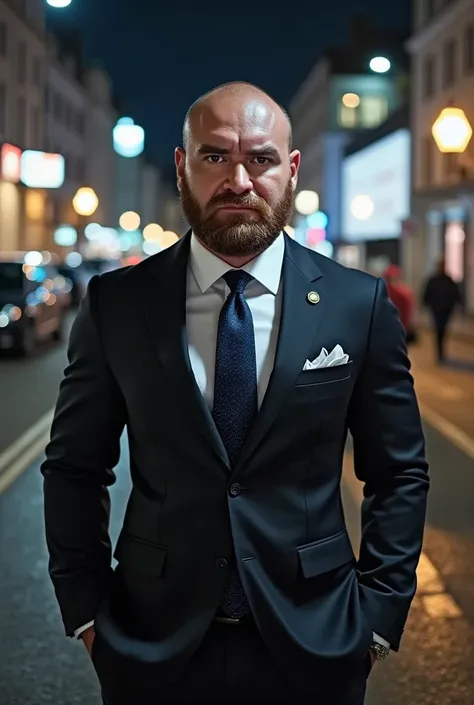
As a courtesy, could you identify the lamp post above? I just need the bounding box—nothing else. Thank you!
[72,187,99,252]
[432,106,472,154]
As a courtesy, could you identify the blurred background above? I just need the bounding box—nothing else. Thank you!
[0,0,473,703]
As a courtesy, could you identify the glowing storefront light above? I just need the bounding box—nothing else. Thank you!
[21,150,65,188]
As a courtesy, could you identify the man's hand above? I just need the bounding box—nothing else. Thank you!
[80,625,96,656]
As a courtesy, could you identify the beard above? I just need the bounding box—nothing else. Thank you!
[179,175,294,258]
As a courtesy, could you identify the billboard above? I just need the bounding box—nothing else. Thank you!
[341,128,411,241]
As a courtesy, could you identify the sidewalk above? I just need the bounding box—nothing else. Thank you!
[415,311,474,342]
[409,330,474,442]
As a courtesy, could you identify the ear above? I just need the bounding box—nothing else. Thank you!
[289,150,301,191]
[175,147,186,191]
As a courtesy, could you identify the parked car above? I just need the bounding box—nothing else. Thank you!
[0,252,70,355]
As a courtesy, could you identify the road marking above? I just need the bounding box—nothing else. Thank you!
[419,402,474,461]
[0,408,53,495]
[342,454,463,620]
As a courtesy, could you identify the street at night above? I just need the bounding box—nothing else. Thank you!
[0,328,473,703]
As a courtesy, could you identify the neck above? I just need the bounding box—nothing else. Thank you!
[198,238,262,268]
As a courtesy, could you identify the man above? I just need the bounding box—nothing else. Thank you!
[42,82,429,704]
[422,257,462,363]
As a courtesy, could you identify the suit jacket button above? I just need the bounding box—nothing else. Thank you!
[229,482,241,497]
[215,558,228,570]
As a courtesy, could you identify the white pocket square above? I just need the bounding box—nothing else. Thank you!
[303,344,349,370]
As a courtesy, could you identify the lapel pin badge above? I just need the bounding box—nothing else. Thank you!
[307,291,320,305]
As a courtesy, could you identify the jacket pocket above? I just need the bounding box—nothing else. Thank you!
[297,530,355,579]
[113,532,167,578]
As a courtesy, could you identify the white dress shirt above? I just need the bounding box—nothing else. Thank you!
[75,232,389,652]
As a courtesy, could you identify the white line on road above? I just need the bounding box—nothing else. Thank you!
[419,402,474,461]
[0,408,53,495]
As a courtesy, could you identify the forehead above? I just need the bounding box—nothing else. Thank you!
[189,95,288,149]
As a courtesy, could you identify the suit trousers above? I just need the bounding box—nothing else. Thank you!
[96,616,371,704]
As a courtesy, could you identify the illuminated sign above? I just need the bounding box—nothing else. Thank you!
[1,143,22,183]
[20,150,65,189]
[113,117,145,158]
[341,129,411,241]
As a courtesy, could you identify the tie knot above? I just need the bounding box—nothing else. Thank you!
[224,270,253,294]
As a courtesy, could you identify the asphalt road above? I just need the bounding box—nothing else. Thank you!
[0,316,473,704]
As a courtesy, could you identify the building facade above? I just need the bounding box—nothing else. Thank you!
[290,17,408,249]
[83,66,117,229]
[406,0,474,313]
[44,31,86,253]
[0,0,46,252]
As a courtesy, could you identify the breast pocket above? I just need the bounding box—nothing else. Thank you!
[294,360,353,402]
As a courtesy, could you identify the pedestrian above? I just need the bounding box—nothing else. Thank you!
[42,81,429,704]
[383,264,417,344]
[422,257,462,363]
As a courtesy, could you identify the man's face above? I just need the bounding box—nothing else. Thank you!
[175,93,300,258]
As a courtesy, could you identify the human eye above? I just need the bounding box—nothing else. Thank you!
[251,156,271,165]
[205,155,225,164]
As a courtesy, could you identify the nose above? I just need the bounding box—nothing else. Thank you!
[224,163,253,195]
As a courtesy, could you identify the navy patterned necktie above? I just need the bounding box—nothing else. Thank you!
[212,269,258,618]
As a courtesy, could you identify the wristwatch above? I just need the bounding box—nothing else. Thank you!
[370,641,390,661]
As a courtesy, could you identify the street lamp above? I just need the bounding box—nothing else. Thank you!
[119,211,141,231]
[72,187,99,217]
[432,106,473,154]
[295,190,319,216]
[369,56,391,73]
[46,0,73,7]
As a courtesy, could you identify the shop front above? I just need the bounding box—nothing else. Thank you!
[340,127,411,274]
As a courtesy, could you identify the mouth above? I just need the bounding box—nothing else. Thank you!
[216,205,257,212]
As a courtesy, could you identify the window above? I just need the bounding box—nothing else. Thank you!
[0,22,7,57]
[64,102,72,128]
[0,83,6,134]
[31,105,40,146]
[338,104,357,128]
[425,0,435,20]
[443,39,456,87]
[423,55,436,99]
[76,110,84,134]
[17,96,26,146]
[53,92,62,121]
[32,57,41,86]
[443,152,458,182]
[422,135,434,186]
[359,96,388,127]
[464,25,474,73]
[18,41,27,84]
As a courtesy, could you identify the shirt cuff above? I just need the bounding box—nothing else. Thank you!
[372,632,390,649]
[74,621,95,639]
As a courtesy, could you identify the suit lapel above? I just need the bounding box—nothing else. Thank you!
[142,232,230,470]
[236,237,325,472]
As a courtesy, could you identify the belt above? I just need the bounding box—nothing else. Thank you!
[213,611,253,626]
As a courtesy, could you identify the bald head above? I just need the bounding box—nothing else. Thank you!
[182,81,292,151]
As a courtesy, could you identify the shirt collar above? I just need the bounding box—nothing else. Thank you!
[189,232,285,295]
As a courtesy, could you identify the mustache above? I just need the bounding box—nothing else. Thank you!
[207,193,267,211]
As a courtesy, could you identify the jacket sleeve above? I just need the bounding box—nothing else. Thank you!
[41,275,126,636]
[347,277,429,650]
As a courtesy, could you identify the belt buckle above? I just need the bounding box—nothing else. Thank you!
[214,615,242,625]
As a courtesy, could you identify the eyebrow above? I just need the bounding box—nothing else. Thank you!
[197,143,280,158]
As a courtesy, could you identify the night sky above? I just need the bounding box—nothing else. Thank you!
[47,0,411,176]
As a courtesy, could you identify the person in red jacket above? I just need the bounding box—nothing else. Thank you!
[383,265,415,341]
